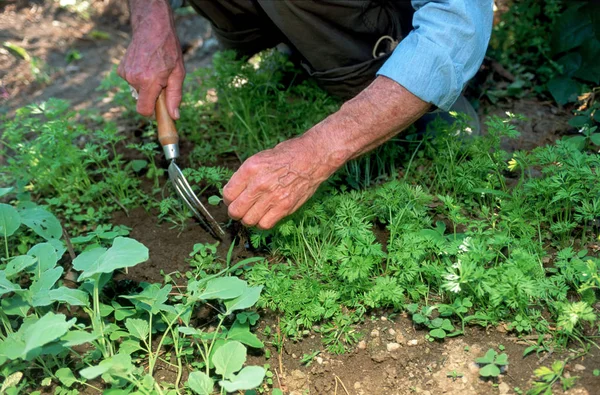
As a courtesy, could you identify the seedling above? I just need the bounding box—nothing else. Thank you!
[446,370,464,381]
[527,360,577,395]
[475,349,509,378]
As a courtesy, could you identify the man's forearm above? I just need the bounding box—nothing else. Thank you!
[129,0,175,34]
[304,76,431,168]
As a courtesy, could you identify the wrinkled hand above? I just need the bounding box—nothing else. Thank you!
[223,135,344,229]
[118,10,184,119]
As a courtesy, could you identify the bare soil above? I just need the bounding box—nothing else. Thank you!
[2,2,598,394]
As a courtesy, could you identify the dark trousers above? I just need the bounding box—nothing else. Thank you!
[188,0,414,99]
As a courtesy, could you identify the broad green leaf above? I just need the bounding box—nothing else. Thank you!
[60,331,98,347]
[19,207,62,240]
[125,318,149,340]
[80,353,133,380]
[122,283,172,314]
[131,159,148,172]
[187,371,214,395]
[28,243,59,274]
[198,277,246,300]
[573,38,600,84]
[441,319,455,332]
[495,353,509,366]
[479,363,500,377]
[119,339,143,355]
[272,389,284,395]
[226,321,264,348]
[48,287,89,307]
[1,295,30,317]
[225,286,263,314]
[5,255,36,278]
[551,4,593,55]
[55,367,77,387]
[590,133,600,146]
[547,76,580,105]
[22,312,75,356]
[0,203,20,238]
[429,328,446,339]
[0,271,21,296]
[219,366,265,392]
[212,341,246,380]
[475,349,497,365]
[208,195,222,206]
[30,267,63,307]
[0,187,14,198]
[75,237,148,280]
[429,318,444,328]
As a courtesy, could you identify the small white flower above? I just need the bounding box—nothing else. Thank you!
[448,282,461,293]
[458,237,472,253]
[443,273,459,281]
[452,259,462,270]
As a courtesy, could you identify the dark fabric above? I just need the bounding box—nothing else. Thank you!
[187,0,414,99]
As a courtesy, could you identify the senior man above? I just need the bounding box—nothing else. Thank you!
[119,0,493,230]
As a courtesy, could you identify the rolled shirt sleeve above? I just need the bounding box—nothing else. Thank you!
[377,0,493,110]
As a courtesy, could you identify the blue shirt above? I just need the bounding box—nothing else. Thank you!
[377,0,494,110]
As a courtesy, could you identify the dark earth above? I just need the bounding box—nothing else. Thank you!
[1,1,598,394]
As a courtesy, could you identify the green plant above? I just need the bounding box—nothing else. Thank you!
[0,200,267,393]
[475,349,509,378]
[446,370,464,381]
[406,304,460,341]
[488,0,600,105]
[527,360,577,395]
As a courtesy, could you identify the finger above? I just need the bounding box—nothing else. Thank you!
[223,166,255,205]
[166,64,185,120]
[241,196,273,227]
[136,81,164,117]
[227,186,261,221]
[257,209,284,230]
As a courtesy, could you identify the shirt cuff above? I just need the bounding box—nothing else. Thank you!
[377,33,462,111]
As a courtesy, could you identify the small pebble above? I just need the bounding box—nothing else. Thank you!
[357,340,367,350]
[408,339,418,346]
[387,342,401,352]
[370,329,380,338]
[573,364,586,371]
[316,357,323,365]
[354,382,362,389]
[292,353,297,359]
[381,316,388,321]
[395,333,406,344]
[388,328,396,336]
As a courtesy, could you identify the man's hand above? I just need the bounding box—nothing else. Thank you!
[223,134,345,230]
[118,0,184,119]
[223,76,430,230]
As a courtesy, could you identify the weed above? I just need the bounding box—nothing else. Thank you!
[475,349,509,378]
[527,360,577,394]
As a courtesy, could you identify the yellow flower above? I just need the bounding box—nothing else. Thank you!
[507,158,518,171]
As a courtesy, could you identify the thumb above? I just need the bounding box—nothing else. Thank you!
[165,63,185,120]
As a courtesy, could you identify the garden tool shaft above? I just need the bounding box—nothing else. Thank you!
[155,91,226,239]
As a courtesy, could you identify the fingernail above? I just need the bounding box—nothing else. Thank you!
[174,108,180,119]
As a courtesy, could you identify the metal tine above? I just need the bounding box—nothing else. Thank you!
[168,163,226,238]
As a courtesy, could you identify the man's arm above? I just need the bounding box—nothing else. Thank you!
[118,0,185,119]
[223,76,429,230]
[223,0,493,230]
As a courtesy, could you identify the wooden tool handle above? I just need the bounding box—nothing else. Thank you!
[155,90,179,146]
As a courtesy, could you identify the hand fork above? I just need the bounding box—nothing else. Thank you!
[155,90,226,239]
